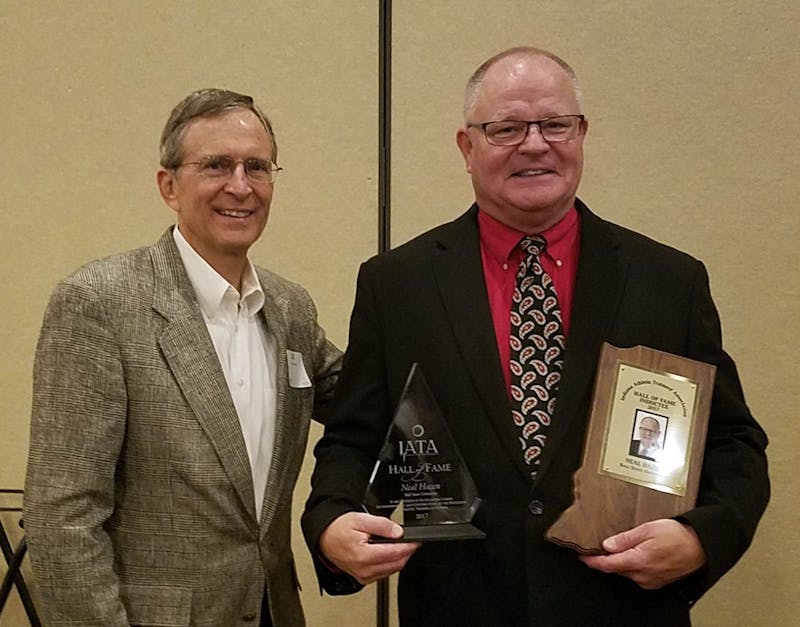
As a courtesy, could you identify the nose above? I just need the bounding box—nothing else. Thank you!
[517,123,550,153]
[223,162,253,196]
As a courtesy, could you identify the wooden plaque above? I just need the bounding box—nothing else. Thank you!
[545,343,716,554]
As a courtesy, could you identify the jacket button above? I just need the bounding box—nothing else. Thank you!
[242,613,257,622]
[528,499,544,516]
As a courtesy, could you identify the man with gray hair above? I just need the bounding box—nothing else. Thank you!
[24,88,342,626]
[302,47,769,625]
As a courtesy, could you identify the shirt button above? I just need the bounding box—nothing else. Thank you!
[556,259,563,267]
[502,263,509,270]
[528,499,544,516]
[237,379,245,387]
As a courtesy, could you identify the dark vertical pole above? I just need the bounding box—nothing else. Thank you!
[378,0,391,255]
[377,1,392,626]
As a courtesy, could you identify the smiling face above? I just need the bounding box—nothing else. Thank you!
[456,53,587,233]
[157,108,274,283]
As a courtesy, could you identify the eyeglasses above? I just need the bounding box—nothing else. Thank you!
[468,115,585,146]
[177,155,282,184]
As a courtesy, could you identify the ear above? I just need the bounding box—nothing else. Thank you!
[455,127,474,173]
[156,168,180,213]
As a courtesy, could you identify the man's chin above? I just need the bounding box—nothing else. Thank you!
[511,198,572,224]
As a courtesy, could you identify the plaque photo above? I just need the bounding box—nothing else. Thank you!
[599,362,699,497]
[364,363,486,543]
[545,343,716,554]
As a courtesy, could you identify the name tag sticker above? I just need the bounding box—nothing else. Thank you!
[287,350,312,388]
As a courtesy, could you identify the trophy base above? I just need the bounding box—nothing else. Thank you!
[369,523,486,544]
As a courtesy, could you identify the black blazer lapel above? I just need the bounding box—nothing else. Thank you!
[430,207,533,481]
[537,200,628,478]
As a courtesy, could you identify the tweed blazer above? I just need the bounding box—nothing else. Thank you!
[303,201,769,626]
[24,228,342,626]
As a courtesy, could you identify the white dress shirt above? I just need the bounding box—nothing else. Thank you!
[173,226,277,521]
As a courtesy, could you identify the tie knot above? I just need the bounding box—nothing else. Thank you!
[519,235,546,258]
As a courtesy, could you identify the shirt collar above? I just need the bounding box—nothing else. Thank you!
[172,226,265,318]
[477,205,578,264]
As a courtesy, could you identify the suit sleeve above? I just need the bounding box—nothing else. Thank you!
[302,261,392,595]
[23,278,130,626]
[308,300,343,426]
[678,261,769,598]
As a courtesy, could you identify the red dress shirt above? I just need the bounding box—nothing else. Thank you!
[478,207,581,390]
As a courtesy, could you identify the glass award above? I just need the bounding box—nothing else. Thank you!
[364,363,486,543]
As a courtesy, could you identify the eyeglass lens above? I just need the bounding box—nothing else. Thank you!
[199,156,276,182]
[484,116,582,145]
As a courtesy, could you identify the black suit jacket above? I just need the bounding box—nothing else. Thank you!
[303,201,769,627]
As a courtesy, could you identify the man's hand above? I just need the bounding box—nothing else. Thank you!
[319,512,420,584]
[580,519,706,589]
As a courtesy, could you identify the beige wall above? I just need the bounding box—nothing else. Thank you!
[2,2,797,626]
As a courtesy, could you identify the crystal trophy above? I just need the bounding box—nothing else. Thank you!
[364,363,485,543]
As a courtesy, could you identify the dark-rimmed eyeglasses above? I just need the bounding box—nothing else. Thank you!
[468,114,585,146]
[176,155,282,184]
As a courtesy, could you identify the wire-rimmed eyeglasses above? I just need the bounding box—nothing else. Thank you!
[468,114,585,146]
[177,155,282,184]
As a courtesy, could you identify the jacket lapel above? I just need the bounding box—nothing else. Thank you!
[431,203,629,483]
[536,200,628,478]
[430,207,532,480]
[253,271,293,536]
[149,230,258,524]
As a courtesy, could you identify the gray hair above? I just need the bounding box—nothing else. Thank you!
[463,46,582,122]
[159,88,277,169]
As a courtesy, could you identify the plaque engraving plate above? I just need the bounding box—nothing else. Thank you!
[545,344,715,554]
